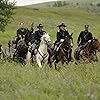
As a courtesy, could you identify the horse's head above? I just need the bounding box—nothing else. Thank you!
[63,33,73,48]
[92,38,100,51]
[41,32,51,44]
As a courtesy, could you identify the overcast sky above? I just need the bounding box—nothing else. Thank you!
[9,0,57,6]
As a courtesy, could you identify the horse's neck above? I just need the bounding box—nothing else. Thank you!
[62,41,68,48]
[39,42,48,53]
[86,43,94,52]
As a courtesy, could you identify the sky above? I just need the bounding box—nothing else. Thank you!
[9,0,57,6]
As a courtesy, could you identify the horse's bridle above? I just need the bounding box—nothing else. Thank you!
[37,37,51,61]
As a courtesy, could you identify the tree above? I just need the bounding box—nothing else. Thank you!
[63,1,67,6]
[97,3,100,7]
[57,1,62,7]
[0,0,15,32]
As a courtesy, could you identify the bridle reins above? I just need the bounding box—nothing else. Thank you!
[37,36,51,61]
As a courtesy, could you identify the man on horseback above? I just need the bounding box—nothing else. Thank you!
[50,23,70,61]
[77,24,93,60]
[53,23,70,51]
[25,22,35,46]
[15,22,27,48]
[29,24,46,53]
[16,22,27,39]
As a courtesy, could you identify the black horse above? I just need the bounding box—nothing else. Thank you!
[13,37,28,64]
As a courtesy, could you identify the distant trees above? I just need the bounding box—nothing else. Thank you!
[97,3,100,7]
[53,1,68,7]
[90,3,94,7]
[0,0,15,32]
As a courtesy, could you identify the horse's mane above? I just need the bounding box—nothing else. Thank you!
[84,38,100,53]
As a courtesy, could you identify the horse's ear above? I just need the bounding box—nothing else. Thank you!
[70,33,73,36]
[94,37,96,40]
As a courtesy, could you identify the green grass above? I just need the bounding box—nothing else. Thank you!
[0,5,100,100]
[0,61,100,100]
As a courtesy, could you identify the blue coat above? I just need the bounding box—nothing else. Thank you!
[77,30,93,45]
[56,30,69,42]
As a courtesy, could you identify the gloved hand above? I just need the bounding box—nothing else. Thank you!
[88,40,92,43]
[60,39,64,42]
[28,42,31,46]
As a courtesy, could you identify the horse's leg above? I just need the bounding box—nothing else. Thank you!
[36,58,42,68]
[54,57,59,70]
[94,54,98,62]
[48,56,52,68]
[54,61,57,70]
[13,50,17,61]
[68,49,72,62]
[60,56,65,65]
[90,53,98,62]
[26,51,31,64]
[88,53,94,63]
[36,54,43,68]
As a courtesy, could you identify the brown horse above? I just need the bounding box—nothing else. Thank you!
[48,34,73,69]
[74,38,100,63]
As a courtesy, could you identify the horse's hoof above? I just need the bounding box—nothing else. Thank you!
[75,62,78,65]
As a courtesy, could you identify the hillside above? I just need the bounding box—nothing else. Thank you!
[26,0,100,12]
[0,6,100,44]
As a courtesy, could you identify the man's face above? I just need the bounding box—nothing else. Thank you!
[60,26,66,31]
[39,27,43,31]
[85,27,89,31]
[20,23,24,28]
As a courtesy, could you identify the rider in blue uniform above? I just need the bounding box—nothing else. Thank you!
[53,23,70,51]
[77,24,93,60]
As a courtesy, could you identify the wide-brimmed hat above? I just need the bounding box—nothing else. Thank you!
[85,24,89,28]
[57,23,66,27]
[37,24,44,28]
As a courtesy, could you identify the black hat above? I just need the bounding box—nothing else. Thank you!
[0,44,2,47]
[37,24,44,28]
[85,24,89,28]
[57,23,66,27]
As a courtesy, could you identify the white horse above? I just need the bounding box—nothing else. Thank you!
[26,33,51,68]
[0,44,6,60]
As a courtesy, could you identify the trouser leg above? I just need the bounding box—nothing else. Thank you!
[76,45,83,60]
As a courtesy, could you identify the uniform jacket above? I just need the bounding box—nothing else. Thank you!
[17,28,27,38]
[77,30,93,45]
[34,30,46,43]
[56,29,69,42]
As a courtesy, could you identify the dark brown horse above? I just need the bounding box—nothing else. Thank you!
[13,38,28,64]
[74,38,100,63]
[48,34,73,69]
